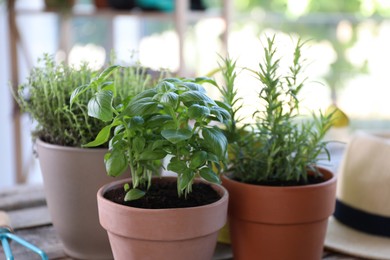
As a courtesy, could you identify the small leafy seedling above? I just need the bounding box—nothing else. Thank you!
[74,67,230,200]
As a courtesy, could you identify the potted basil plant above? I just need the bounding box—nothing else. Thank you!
[72,68,231,260]
[215,35,337,259]
[14,54,160,259]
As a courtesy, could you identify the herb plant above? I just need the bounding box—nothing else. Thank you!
[72,68,230,200]
[15,54,158,147]
[216,35,333,185]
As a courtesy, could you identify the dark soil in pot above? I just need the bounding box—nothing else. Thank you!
[232,170,329,187]
[247,174,326,186]
[104,180,221,209]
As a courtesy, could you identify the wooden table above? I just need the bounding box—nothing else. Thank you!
[0,182,359,260]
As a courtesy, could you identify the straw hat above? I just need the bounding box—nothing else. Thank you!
[325,131,390,259]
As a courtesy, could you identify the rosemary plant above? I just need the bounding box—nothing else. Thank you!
[217,35,333,185]
[15,54,159,147]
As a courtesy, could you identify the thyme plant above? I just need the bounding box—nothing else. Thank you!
[72,68,230,200]
[15,54,159,147]
[217,36,333,185]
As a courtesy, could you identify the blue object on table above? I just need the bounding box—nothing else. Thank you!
[0,222,48,260]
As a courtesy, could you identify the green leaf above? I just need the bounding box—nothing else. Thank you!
[178,82,206,92]
[129,116,144,128]
[70,84,89,107]
[156,81,176,93]
[199,168,221,184]
[202,127,228,158]
[131,88,158,101]
[215,100,232,112]
[180,90,216,105]
[210,106,231,122]
[194,77,218,87]
[210,109,222,121]
[161,120,177,130]
[163,78,181,83]
[160,92,179,108]
[178,170,194,192]
[145,115,173,129]
[189,151,207,169]
[88,90,114,122]
[207,152,219,163]
[83,124,113,147]
[101,81,115,94]
[138,150,167,160]
[109,132,126,150]
[124,188,146,201]
[151,139,169,150]
[162,129,192,144]
[97,65,121,82]
[104,150,128,177]
[167,158,188,173]
[132,136,145,154]
[114,124,125,135]
[123,97,159,117]
[188,104,210,120]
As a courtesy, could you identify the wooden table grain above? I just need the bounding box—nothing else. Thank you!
[0,182,359,260]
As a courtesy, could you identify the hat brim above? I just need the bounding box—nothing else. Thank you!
[325,216,390,260]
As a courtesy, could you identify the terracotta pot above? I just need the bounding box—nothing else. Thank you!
[36,139,117,259]
[97,177,229,260]
[222,167,337,260]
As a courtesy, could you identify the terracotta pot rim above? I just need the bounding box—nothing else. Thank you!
[223,166,336,191]
[36,138,107,153]
[223,167,337,224]
[98,176,229,213]
[97,176,229,240]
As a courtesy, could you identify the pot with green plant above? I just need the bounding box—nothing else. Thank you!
[14,54,160,259]
[214,36,337,259]
[72,70,230,260]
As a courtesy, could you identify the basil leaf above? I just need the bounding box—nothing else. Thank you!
[167,159,188,173]
[83,124,112,147]
[160,92,179,108]
[178,82,206,92]
[199,167,221,184]
[97,65,121,81]
[88,90,114,122]
[132,136,145,154]
[180,90,216,105]
[124,188,146,201]
[188,104,210,120]
[178,170,194,192]
[162,129,192,144]
[202,127,228,158]
[189,151,207,169]
[70,84,89,107]
[156,81,176,93]
[123,97,159,116]
[138,150,167,160]
[104,150,128,177]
